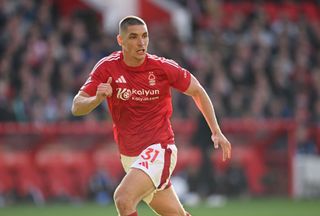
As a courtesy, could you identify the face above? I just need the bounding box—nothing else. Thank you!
[117,24,149,66]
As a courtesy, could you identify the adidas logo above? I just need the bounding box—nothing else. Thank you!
[138,161,149,169]
[115,75,126,83]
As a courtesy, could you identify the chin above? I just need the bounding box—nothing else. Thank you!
[136,54,146,60]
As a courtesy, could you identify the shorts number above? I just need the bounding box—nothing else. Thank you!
[141,148,160,163]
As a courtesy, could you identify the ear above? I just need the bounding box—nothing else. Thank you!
[117,34,122,46]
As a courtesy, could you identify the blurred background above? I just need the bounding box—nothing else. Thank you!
[0,0,320,214]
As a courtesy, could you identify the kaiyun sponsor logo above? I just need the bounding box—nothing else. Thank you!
[116,88,160,101]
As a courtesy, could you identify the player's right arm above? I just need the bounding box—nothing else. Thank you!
[71,77,112,116]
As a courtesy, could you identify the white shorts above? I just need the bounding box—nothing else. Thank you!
[120,143,177,203]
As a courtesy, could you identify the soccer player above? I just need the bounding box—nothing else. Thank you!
[72,16,231,216]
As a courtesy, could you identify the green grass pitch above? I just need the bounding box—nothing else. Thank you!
[0,198,319,216]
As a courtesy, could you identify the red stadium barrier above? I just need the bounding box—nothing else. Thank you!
[0,120,318,199]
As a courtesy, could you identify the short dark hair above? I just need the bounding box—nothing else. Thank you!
[119,16,146,34]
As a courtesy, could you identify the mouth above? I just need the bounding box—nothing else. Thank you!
[137,49,145,55]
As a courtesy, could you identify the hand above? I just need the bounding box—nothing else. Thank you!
[212,132,232,161]
[96,77,112,101]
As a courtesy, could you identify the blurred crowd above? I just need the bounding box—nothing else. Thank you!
[0,0,115,123]
[0,0,320,127]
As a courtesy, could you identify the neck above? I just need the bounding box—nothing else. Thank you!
[122,54,145,67]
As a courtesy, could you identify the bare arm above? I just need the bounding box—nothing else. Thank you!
[184,75,232,161]
[71,77,113,116]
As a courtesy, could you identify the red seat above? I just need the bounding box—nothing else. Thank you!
[212,147,267,195]
[35,149,92,199]
[301,2,320,22]
[174,147,201,175]
[0,160,12,194]
[92,148,124,181]
[0,151,43,196]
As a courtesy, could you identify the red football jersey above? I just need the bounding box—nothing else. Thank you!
[80,51,191,156]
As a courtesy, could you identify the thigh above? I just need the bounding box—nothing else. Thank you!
[115,167,156,204]
[149,185,187,216]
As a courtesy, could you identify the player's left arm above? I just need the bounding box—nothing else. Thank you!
[184,74,232,161]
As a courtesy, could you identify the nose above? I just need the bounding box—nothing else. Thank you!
[138,37,144,46]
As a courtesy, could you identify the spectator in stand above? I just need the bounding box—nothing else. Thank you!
[191,114,217,197]
[296,124,317,155]
[88,168,116,205]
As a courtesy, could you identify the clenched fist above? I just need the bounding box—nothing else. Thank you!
[96,77,113,101]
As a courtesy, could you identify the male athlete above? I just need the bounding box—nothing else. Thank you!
[72,16,231,216]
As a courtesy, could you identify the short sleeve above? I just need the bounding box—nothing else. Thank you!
[80,61,109,96]
[164,59,191,92]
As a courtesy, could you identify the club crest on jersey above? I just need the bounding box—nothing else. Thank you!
[148,72,156,86]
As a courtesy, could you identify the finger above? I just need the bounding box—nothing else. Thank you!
[98,89,107,96]
[97,89,107,96]
[107,77,112,84]
[97,87,107,95]
[222,150,226,161]
[223,144,230,161]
